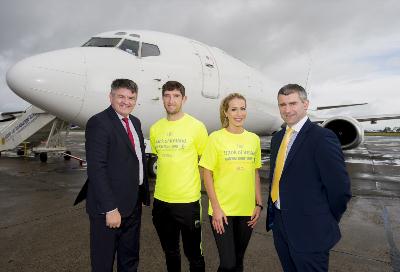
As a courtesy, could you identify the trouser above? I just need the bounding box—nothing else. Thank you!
[152,198,205,272]
[89,203,142,272]
[209,216,253,272]
[272,206,329,272]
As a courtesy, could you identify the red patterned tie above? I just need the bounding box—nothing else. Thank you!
[122,117,135,148]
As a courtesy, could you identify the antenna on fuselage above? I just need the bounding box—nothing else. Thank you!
[305,53,313,98]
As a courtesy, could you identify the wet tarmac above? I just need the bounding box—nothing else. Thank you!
[0,132,399,271]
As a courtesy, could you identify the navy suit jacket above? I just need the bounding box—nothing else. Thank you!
[84,106,150,217]
[266,118,351,252]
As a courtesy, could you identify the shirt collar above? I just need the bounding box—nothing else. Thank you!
[287,115,308,133]
[115,110,129,121]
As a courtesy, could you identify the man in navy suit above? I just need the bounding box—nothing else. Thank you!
[85,79,150,272]
[266,84,351,272]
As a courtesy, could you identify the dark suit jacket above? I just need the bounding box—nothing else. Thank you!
[84,106,150,217]
[266,118,351,252]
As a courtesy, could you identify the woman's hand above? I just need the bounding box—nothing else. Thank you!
[247,206,261,228]
[212,207,228,234]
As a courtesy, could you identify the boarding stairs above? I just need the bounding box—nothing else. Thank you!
[0,105,69,159]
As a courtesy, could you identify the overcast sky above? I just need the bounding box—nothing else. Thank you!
[1,0,399,129]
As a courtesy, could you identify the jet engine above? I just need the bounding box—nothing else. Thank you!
[321,116,364,150]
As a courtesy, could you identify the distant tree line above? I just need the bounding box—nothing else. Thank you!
[365,126,400,133]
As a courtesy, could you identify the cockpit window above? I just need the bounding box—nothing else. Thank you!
[118,39,140,56]
[82,37,121,47]
[141,43,160,57]
[81,37,160,58]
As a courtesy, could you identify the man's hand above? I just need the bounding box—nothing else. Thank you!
[106,209,121,228]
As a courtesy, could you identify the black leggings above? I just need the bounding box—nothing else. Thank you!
[152,198,205,272]
[209,216,253,272]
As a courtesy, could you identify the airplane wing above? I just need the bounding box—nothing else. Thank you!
[310,102,400,124]
[352,114,400,123]
[310,113,400,124]
[314,103,368,110]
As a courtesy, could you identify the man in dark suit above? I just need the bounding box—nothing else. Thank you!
[266,84,351,272]
[84,79,150,272]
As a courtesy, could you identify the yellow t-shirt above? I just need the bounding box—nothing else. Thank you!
[150,114,208,203]
[199,128,262,216]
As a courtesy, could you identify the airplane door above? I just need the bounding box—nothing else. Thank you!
[191,41,220,99]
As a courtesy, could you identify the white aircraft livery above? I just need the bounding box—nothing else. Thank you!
[5,30,400,152]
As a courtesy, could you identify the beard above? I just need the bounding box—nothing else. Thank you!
[165,105,182,115]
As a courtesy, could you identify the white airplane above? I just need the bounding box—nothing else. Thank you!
[5,30,400,164]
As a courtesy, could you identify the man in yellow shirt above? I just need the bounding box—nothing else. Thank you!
[150,81,208,272]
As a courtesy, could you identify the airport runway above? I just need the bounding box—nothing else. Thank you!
[0,133,399,271]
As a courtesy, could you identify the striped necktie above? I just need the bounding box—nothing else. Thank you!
[271,127,294,202]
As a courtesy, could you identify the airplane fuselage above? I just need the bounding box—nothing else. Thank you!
[6,30,282,137]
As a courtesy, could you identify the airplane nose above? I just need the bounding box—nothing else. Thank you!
[6,48,86,122]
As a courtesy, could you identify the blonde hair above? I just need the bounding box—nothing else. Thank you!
[219,93,247,128]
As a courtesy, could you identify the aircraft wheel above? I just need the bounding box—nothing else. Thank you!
[64,150,72,160]
[17,149,25,156]
[147,156,157,178]
[39,152,48,163]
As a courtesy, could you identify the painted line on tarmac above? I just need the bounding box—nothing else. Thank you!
[381,201,400,271]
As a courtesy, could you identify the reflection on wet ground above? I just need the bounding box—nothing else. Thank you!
[344,136,400,167]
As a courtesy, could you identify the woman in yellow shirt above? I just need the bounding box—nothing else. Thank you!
[199,93,263,271]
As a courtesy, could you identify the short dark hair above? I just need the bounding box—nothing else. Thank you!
[162,81,185,96]
[278,84,308,102]
[111,79,138,94]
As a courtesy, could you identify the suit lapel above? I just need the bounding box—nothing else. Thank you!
[282,119,313,173]
[270,129,285,177]
[106,106,136,154]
